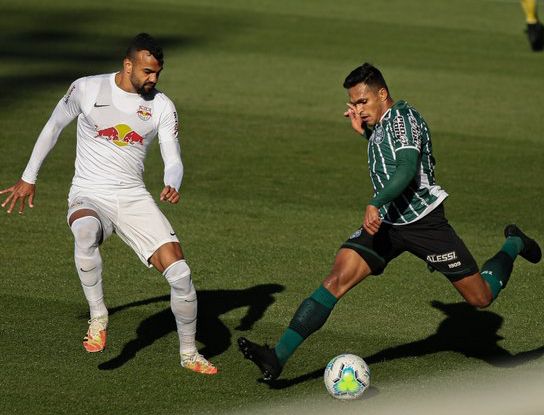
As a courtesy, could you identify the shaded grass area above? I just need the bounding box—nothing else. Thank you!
[0,0,543,414]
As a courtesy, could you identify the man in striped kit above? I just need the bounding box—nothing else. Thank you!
[238,63,541,381]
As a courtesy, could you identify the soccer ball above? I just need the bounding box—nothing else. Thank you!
[324,354,370,400]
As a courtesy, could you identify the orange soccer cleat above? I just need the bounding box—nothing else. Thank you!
[180,352,218,375]
[83,316,108,352]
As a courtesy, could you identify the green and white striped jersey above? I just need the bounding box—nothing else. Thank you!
[365,100,448,225]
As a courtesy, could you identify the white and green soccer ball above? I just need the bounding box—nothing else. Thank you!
[324,354,370,400]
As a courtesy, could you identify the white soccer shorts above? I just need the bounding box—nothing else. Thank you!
[67,186,179,267]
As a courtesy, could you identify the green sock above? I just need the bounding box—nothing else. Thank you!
[501,236,523,261]
[274,285,338,366]
[481,251,514,299]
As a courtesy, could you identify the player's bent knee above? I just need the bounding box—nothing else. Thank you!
[465,292,493,309]
[150,242,184,272]
[164,260,195,299]
[164,260,197,324]
[71,216,102,251]
[323,260,371,299]
[323,271,358,299]
[323,273,342,296]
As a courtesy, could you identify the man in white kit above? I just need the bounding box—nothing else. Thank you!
[0,33,217,375]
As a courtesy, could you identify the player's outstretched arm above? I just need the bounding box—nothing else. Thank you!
[0,179,36,214]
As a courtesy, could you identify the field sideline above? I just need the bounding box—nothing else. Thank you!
[1,0,543,414]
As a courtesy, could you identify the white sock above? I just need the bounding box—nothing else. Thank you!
[163,260,197,356]
[71,217,108,320]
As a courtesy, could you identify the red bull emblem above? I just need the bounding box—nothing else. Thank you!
[96,124,144,147]
[137,105,152,121]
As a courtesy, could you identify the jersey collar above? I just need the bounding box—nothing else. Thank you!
[379,100,408,124]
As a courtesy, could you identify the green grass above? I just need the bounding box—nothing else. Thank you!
[1,0,543,414]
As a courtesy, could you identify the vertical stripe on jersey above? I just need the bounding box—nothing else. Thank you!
[401,193,419,217]
[420,122,434,184]
[369,143,385,189]
[388,201,408,223]
[419,164,430,188]
[376,135,391,181]
[410,181,430,207]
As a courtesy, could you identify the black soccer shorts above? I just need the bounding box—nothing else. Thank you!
[340,204,479,281]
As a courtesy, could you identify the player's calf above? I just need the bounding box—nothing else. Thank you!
[453,273,493,309]
[164,260,198,354]
[163,260,218,374]
[462,287,493,309]
[72,216,108,319]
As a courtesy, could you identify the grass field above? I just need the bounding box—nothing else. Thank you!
[1,0,543,414]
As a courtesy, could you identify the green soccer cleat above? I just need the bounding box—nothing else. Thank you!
[238,337,283,381]
[504,224,542,263]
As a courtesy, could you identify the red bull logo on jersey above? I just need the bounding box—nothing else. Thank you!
[96,124,144,147]
[137,105,152,121]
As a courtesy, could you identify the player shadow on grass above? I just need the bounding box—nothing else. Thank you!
[363,301,544,367]
[98,283,284,370]
[266,301,544,390]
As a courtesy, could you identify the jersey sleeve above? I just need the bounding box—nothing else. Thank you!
[157,97,179,144]
[391,109,422,153]
[21,78,85,183]
[369,148,419,208]
[157,97,183,191]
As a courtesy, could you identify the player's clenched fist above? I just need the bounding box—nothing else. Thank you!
[363,204,381,236]
[160,185,180,204]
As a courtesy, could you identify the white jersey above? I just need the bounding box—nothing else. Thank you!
[22,73,183,191]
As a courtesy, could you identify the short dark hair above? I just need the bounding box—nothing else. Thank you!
[126,33,164,66]
[343,62,388,92]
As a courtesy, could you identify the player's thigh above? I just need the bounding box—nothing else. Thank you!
[339,224,403,277]
[400,210,492,307]
[115,191,179,268]
[402,206,479,281]
[66,193,114,242]
[325,223,404,299]
[68,208,100,226]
